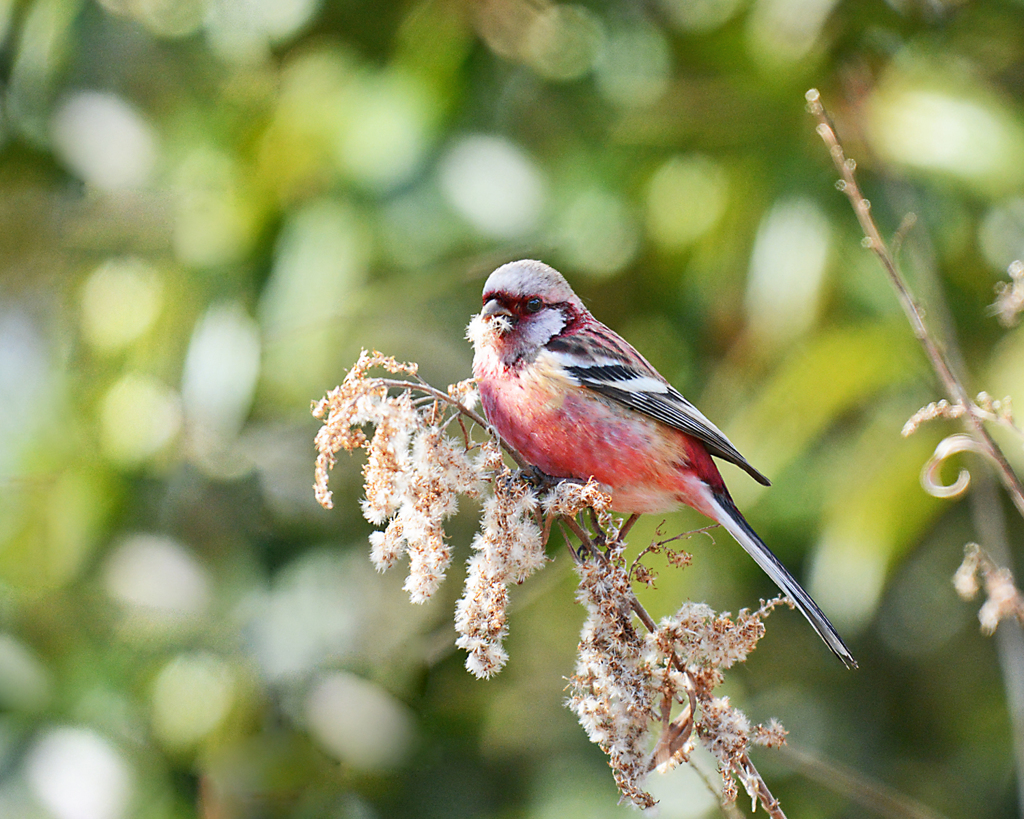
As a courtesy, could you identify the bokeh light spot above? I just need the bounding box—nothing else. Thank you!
[181,301,261,452]
[304,671,414,770]
[809,531,888,630]
[556,188,638,277]
[204,0,322,62]
[868,80,1024,195]
[745,197,830,345]
[26,728,132,819]
[258,198,370,402]
[440,135,546,238]
[523,4,602,81]
[51,92,157,191]
[104,533,211,620]
[646,154,728,249]
[747,0,840,66]
[657,0,743,31]
[247,549,363,683]
[979,199,1024,273]
[173,147,260,268]
[100,374,182,467]
[594,21,671,109]
[80,258,163,354]
[96,0,205,38]
[0,309,50,477]
[334,70,433,193]
[0,634,51,712]
[151,653,235,751]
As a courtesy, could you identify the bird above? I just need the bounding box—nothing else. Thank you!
[468,259,855,668]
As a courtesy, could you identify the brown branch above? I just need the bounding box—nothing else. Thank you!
[688,760,746,819]
[378,377,534,471]
[620,512,641,541]
[559,513,598,556]
[805,89,1024,521]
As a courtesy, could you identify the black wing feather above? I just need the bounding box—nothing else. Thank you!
[565,365,771,487]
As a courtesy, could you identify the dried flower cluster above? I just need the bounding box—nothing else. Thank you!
[902,392,1017,438]
[313,351,790,812]
[312,351,482,603]
[569,553,655,807]
[993,259,1024,328]
[955,543,1024,634]
[566,545,789,809]
[455,458,546,677]
[643,597,789,806]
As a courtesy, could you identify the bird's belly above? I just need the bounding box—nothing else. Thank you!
[479,374,696,515]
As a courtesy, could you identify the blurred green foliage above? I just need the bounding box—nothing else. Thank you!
[3,0,1024,817]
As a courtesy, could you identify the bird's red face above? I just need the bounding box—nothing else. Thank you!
[476,287,581,361]
[480,291,547,329]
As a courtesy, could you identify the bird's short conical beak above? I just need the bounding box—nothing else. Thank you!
[482,298,513,319]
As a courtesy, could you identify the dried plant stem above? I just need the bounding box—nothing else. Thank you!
[619,512,642,541]
[739,753,785,819]
[688,759,747,819]
[557,515,657,631]
[377,378,533,470]
[805,89,1024,522]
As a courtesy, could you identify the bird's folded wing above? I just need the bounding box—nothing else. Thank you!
[561,361,771,487]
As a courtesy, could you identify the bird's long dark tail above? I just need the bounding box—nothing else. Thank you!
[708,491,857,669]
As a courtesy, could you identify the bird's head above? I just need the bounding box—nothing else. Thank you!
[468,260,587,365]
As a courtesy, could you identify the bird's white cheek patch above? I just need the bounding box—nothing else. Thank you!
[520,309,566,349]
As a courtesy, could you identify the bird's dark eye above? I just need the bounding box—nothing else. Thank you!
[524,297,543,314]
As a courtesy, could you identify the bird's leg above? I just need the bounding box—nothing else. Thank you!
[517,464,557,491]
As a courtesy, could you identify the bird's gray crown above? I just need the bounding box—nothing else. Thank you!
[483,260,580,305]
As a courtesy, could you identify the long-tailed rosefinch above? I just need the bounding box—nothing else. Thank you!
[468,259,855,668]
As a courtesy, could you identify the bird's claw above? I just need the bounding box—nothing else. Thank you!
[517,464,556,489]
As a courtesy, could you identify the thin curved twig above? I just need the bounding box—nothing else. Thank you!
[780,744,949,819]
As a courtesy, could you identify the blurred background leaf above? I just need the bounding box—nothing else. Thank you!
[2,0,1024,817]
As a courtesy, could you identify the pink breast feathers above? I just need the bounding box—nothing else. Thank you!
[478,370,722,515]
